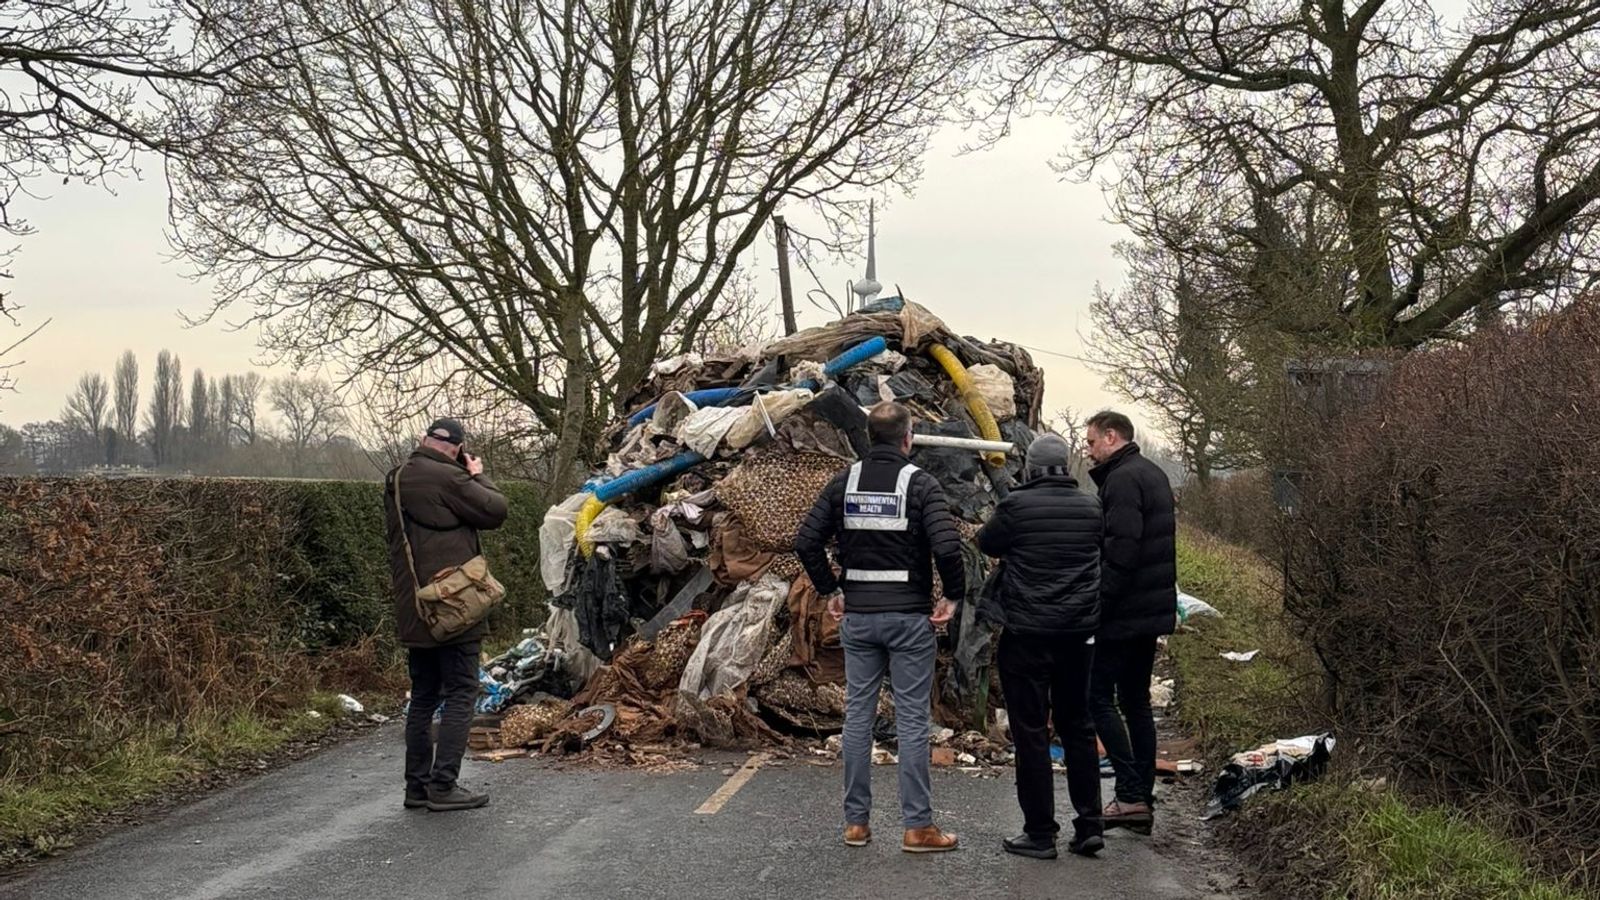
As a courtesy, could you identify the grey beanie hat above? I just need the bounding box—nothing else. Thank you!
[1026,433,1073,474]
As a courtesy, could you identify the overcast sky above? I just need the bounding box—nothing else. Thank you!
[1,113,1134,435]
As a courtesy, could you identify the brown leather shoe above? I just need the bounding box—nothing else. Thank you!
[1101,799,1154,835]
[902,825,959,853]
[843,824,872,847]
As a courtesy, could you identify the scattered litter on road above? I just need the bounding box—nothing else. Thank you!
[369,713,391,724]
[1150,677,1176,709]
[471,749,530,762]
[1221,650,1260,663]
[337,694,365,714]
[1202,734,1336,819]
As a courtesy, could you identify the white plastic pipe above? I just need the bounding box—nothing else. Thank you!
[911,434,1015,454]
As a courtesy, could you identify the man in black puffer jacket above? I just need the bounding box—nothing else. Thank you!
[1084,411,1176,833]
[977,433,1105,860]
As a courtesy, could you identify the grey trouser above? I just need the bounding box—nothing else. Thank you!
[840,611,936,829]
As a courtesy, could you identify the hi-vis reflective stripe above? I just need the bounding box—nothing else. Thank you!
[842,462,918,532]
[846,569,911,582]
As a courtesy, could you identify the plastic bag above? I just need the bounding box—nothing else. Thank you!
[1177,589,1223,623]
[652,353,704,377]
[725,388,813,449]
[678,573,788,700]
[539,492,591,593]
[676,405,746,456]
[651,391,700,434]
[899,301,949,349]
[545,605,604,686]
[647,510,691,574]
[587,506,642,545]
[968,364,1017,421]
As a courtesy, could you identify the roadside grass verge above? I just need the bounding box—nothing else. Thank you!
[1174,529,1587,899]
[0,692,360,864]
[1169,530,1322,755]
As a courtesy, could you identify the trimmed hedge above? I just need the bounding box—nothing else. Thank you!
[0,475,545,786]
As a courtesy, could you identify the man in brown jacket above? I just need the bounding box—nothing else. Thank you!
[386,417,508,812]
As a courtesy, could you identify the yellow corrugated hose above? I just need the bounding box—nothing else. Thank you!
[575,494,607,558]
[928,344,1007,468]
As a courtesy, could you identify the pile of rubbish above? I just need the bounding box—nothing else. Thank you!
[480,299,1048,755]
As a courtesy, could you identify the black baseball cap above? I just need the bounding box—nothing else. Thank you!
[426,417,465,444]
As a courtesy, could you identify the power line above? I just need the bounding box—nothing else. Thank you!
[1011,342,1102,367]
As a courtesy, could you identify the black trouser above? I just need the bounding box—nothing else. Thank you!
[405,642,480,792]
[1090,635,1158,805]
[998,632,1103,841]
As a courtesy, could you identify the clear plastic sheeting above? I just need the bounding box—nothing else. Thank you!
[539,492,591,593]
[651,391,700,434]
[544,606,604,687]
[677,574,789,700]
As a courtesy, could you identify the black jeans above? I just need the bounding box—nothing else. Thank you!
[1090,635,1158,805]
[998,632,1103,841]
[405,642,480,792]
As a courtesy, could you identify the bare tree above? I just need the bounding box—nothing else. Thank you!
[0,0,283,384]
[955,0,1600,347]
[0,423,30,473]
[690,278,780,357]
[111,348,138,460]
[1089,230,1263,485]
[145,349,182,466]
[1048,406,1086,461]
[1043,406,1095,485]
[230,371,263,445]
[270,374,345,474]
[206,374,223,446]
[62,371,111,464]
[340,361,552,480]
[188,368,210,460]
[173,0,961,500]
[216,375,236,449]
[0,311,48,403]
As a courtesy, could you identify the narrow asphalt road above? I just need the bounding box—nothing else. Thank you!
[1,727,1243,900]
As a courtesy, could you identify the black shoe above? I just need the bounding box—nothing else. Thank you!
[1003,834,1058,860]
[425,784,489,812]
[1068,834,1105,857]
[403,787,429,809]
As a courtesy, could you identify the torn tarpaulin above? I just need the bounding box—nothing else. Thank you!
[1202,734,1336,819]
[678,573,788,700]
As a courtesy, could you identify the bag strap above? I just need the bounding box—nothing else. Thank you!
[390,460,421,587]
[390,462,436,630]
